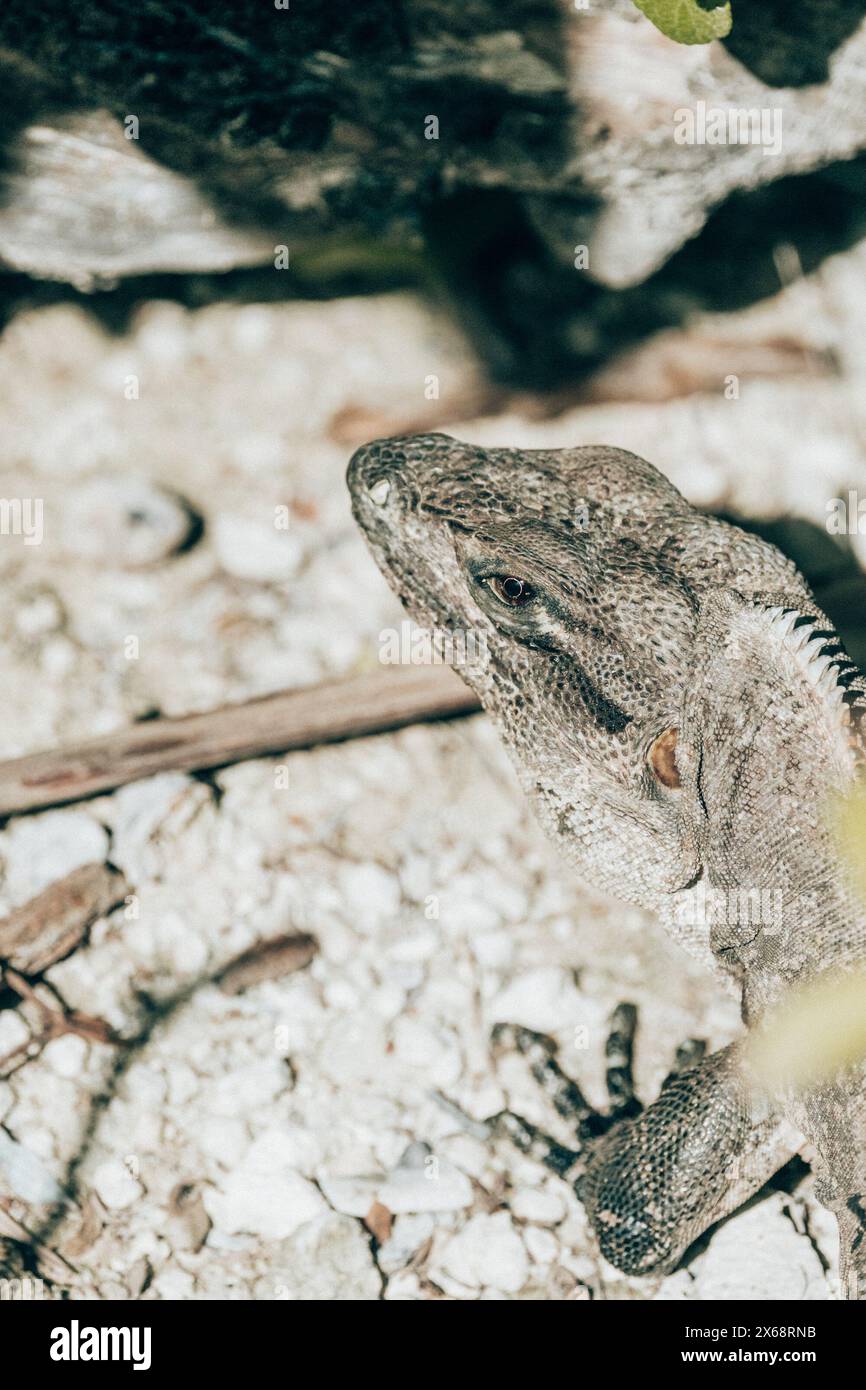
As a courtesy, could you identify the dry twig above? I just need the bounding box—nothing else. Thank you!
[0,666,480,817]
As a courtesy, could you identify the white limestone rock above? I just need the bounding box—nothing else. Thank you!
[439,1212,529,1294]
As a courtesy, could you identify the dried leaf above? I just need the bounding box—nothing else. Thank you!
[363,1201,393,1245]
[0,862,129,975]
[217,933,318,994]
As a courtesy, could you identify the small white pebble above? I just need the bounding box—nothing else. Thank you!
[524,1225,559,1264]
[511,1186,566,1226]
[440,1212,528,1293]
[92,1159,144,1210]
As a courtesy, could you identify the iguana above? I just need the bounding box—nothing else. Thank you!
[347,432,866,1299]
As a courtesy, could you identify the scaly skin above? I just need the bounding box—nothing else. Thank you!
[347,432,866,1296]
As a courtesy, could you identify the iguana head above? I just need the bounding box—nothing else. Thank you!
[347,432,809,921]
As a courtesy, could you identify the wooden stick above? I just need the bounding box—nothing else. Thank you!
[0,666,482,817]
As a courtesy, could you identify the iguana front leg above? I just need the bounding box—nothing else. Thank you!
[490,1018,801,1277]
[579,1049,798,1276]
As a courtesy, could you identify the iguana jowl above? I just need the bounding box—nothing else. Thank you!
[347,432,866,1298]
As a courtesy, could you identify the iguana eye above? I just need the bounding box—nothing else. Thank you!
[486,575,535,607]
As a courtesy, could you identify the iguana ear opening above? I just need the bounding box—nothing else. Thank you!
[649,727,681,789]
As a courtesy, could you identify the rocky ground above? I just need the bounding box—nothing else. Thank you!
[2,236,866,1298]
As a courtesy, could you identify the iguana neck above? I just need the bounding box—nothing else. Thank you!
[684,600,866,1020]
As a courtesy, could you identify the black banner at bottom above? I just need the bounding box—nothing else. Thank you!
[0,1295,855,1375]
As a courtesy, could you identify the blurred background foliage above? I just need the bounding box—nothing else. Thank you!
[749,789,866,1090]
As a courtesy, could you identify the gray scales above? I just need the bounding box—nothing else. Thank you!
[347,432,866,1299]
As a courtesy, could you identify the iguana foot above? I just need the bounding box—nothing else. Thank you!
[487,1007,742,1277]
[490,1004,705,1150]
[487,1020,798,1278]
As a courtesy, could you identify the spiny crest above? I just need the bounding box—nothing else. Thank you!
[762,604,866,761]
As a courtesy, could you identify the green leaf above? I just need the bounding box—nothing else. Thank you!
[632,0,732,45]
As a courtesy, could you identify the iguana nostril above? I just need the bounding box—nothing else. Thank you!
[369,479,391,506]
